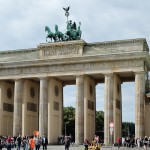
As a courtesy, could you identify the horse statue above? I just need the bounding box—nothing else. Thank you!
[76,22,82,39]
[66,21,82,40]
[55,25,66,42]
[45,20,82,42]
[45,26,56,42]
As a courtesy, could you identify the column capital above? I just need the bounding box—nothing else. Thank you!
[74,74,86,78]
[39,76,49,81]
[14,78,24,82]
[134,70,146,75]
[104,72,114,77]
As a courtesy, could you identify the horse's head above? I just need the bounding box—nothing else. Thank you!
[45,26,50,32]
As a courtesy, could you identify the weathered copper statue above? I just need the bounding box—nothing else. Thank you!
[45,6,82,42]
[45,26,56,42]
[55,25,65,42]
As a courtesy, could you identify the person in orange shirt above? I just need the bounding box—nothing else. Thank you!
[29,136,35,150]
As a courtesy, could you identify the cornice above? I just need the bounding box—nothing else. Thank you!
[0,48,37,55]
[0,38,149,67]
[86,38,148,48]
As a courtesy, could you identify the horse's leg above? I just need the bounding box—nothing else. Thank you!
[46,37,47,42]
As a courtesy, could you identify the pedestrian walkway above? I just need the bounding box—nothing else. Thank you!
[2,145,149,150]
[42,145,150,150]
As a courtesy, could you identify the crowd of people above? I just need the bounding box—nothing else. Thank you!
[117,136,150,149]
[0,134,48,150]
[57,135,74,150]
[57,135,74,146]
[83,135,150,150]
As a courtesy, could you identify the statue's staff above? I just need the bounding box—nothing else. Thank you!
[63,6,70,22]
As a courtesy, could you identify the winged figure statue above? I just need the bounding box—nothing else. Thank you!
[63,6,70,12]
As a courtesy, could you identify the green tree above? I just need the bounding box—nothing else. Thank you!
[96,111,104,139]
[122,122,135,137]
[63,107,105,139]
[63,106,75,138]
[63,107,135,140]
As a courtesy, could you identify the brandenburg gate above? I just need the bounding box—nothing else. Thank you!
[0,38,150,145]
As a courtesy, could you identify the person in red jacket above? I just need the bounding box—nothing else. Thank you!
[6,136,13,150]
[117,137,121,148]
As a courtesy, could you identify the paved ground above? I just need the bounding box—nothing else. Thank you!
[39,145,147,150]
[2,145,148,150]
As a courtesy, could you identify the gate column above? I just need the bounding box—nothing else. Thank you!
[104,73,114,145]
[84,76,96,142]
[39,77,48,137]
[135,71,145,139]
[48,78,63,144]
[13,79,23,136]
[75,75,85,144]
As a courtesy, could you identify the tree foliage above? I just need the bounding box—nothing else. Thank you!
[96,111,104,132]
[63,106,75,138]
[122,122,135,137]
[63,107,135,139]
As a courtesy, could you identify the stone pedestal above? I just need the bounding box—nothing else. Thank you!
[39,77,48,137]
[75,75,85,144]
[13,79,23,136]
[135,71,145,139]
[104,74,114,145]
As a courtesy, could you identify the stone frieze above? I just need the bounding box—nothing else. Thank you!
[0,60,143,77]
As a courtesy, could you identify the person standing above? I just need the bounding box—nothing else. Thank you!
[16,135,22,150]
[144,136,148,150]
[29,136,35,150]
[6,136,13,150]
[35,136,41,150]
[0,136,3,150]
[42,135,48,150]
[22,136,29,150]
[117,137,121,148]
[13,135,17,148]
[64,136,70,150]
[83,139,90,150]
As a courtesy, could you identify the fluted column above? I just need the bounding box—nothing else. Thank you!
[75,75,85,144]
[39,77,48,137]
[13,79,23,136]
[104,73,114,145]
[135,71,145,139]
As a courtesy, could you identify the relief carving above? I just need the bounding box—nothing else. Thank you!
[27,102,37,112]
[54,101,59,111]
[3,103,14,112]
[42,45,80,57]
[88,100,94,110]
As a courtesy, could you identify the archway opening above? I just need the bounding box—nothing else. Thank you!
[122,82,135,138]
[96,83,104,141]
[63,85,76,141]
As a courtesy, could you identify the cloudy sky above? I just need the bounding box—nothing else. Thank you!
[0,0,149,122]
